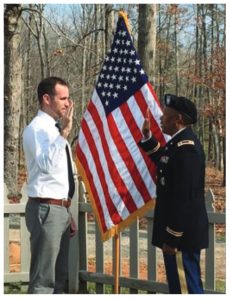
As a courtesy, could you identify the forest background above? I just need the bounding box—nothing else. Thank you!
[2,2,227,293]
[3,2,226,202]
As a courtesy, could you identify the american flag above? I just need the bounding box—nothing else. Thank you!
[75,12,166,241]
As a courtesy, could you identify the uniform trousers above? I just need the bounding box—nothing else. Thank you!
[25,200,71,294]
[163,250,204,294]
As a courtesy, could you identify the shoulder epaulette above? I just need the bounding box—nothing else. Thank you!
[177,140,195,147]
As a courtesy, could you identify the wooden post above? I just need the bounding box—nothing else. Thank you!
[114,233,120,294]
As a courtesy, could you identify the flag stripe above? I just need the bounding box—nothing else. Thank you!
[90,91,152,215]
[140,84,167,145]
[110,97,157,198]
[147,82,161,107]
[76,143,108,232]
[81,117,123,224]
[87,98,139,214]
[81,109,131,220]
[107,108,151,204]
[125,94,157,184]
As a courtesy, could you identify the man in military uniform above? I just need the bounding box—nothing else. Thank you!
[139,94,209,293]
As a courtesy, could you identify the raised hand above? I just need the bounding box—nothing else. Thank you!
[142,108,151,139]
[61,100,74,139]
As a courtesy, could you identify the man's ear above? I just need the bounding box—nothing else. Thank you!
[178,113,183,122]
[43,93,51,106]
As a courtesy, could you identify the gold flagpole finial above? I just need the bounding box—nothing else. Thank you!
[118,10,132,35]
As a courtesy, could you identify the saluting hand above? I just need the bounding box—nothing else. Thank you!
[142,108,151,139]
[61,100,74,139]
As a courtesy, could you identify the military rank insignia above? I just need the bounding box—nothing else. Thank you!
[160,156,169,164]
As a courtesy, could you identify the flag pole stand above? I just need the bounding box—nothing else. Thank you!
[114,232,120,294]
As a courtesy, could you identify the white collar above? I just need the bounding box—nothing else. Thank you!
[37,110,56,125]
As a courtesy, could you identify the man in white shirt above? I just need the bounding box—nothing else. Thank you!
[23,77,75,293]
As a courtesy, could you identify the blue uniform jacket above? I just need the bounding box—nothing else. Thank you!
[139,127,209,251]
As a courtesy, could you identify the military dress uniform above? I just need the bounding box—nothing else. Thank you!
[139,95,209,294]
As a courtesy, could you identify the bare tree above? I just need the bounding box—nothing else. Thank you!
[105,4,114,53]
[4,4,23,195]
[138,4,157,86]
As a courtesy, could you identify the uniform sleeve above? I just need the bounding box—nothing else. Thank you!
[138,136,162,163]
[164,145,200,248]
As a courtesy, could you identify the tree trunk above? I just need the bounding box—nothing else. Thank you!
[81,8,86,113]
[174,5,179,95]
[4,4,22,195]
[105,4,114,53]
[138,4,157,86]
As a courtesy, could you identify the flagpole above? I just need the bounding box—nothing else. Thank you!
[114,232,120,294]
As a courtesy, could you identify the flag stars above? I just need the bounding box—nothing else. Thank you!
[95,18,148,113]
[130,50,135,56]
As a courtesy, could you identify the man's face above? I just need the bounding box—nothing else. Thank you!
[160,107,179,136]
[46,83,70,119]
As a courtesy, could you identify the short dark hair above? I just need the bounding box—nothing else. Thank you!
[37,76,69,104]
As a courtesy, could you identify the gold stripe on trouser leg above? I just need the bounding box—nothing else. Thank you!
[175,252,188,293]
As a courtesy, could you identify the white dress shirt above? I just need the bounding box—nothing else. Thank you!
[23,110,72,199]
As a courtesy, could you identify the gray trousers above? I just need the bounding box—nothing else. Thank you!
[25,200,71,294]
